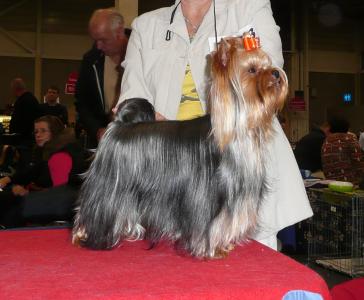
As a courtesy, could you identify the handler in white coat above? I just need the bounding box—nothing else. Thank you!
[117,0,313,250]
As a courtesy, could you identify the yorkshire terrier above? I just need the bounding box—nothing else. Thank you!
[72,35,288,258]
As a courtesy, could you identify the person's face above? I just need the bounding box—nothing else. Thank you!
[10,81,23,97]
[89,22,126,57]
[34,121,52,147]
[45,88,59,104]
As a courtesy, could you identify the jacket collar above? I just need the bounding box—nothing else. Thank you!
[173,0,232,11]
[168,0,231,42]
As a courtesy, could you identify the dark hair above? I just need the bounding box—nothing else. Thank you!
[116,98,155,124]
[47,85,60,93]
[329,116,350,133]
[35,115,64,138]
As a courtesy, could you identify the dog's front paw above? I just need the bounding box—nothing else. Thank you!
[72,227,88,247]
[212,244,235,259]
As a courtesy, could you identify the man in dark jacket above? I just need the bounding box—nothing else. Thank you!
[75,8,128,148]
[9,78,40,143]
[40,86,68,126]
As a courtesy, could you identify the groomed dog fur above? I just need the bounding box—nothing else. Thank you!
[73,36,288,258]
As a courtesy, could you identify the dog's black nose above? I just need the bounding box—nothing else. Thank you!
[272,70,280,79]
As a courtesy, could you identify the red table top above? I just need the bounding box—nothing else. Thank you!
[0,228,330,300]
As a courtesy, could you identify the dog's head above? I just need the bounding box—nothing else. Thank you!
[210,36,288,149]
[115,98,155,124]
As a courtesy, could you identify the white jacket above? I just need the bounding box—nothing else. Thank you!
[119,0,284,118]
[119,0,312,248]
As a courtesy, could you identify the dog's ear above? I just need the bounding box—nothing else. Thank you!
[218,38,231,67]
[210,38,237,150]
[211,38,233,71]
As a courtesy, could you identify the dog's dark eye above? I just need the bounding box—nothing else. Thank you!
[248,67,256,74]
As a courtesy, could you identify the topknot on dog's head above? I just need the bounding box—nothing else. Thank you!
[211,35,271,76]
[115,98,155,124]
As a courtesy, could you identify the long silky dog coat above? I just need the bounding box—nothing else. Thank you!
[73,37,288,258]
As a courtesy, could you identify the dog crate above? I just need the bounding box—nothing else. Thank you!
[306,188,364,277]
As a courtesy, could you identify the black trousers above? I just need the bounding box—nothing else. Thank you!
[0,191,25,228]
[0,185,79,228]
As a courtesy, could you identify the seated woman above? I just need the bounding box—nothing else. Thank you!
[0,115,85,228]
[321,117,364,185]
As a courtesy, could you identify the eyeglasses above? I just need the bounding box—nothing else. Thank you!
[34,128,50,134]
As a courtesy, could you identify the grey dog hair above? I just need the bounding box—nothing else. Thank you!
[73,38,288,258]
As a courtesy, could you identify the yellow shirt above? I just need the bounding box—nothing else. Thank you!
[176,64,204,120]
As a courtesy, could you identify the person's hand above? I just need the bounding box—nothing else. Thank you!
[155,112,167,121]
[97,127,106,141]
[0,176,11,189]
[112,106,119,115]
[12,185,29,196]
